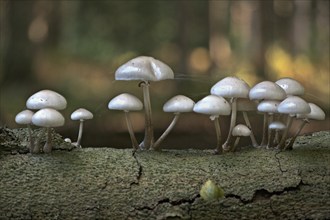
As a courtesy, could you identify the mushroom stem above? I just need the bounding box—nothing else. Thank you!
[153,113,180,150]
[124,111,139,150]
[274,130,280,146]
[242,111,258,147]
[43,127,52,153]
[260,113,268,147]
[266,114,274,148]
[232,137,241,152]
[285,119,309,150]
[213,116,223,154]
[222,98,237,151]
[139,81,154,149]
[27,124,34,153]
[278,116,294,150]
[76,120,84,148]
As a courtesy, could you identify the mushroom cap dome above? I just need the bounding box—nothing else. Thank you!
[71,108,94,121]
[163,95,195,113]
[32,108,65,127]
[296,103,325,121]
[257,100,280,114]
[26,90,67,110]
[210,76,250,98]
[232,124,251,136]
[275,77,304,96]
[269,121,286,130]
[15,110,34,125]
[193,95,231,116]
[115,56,174,81]
[249,81,286,101]
[277,96,311,115]
[108,93,143,111]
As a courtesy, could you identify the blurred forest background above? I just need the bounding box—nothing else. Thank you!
[0,0,329,148]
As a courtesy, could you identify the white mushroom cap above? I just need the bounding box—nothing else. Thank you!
[26,90,67,110]
[163,95,195,113]
[296,103,325,121]
[275,77,304,96]
[257,100,280,114]
[193,95,231,116]
[277,96,311,115]
[15,110,34,125]
[115,56,174,81]
[249,81,286,101]
[108,93,143,112]
[269,121,286,130]
[237,98,257,112]
[71,108,94,121]
[210,76,250,98]
[32,108,65,127]
[232,124,251,136]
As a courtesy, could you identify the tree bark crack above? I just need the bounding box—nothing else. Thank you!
[275,151,287,173]
[130,150,143,187]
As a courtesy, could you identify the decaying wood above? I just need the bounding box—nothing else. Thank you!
[0,128,329,219]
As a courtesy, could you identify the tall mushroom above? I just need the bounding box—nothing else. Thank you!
[210,76,250,151]
[249,81,286,147]
[71,108,94,148]
[193,95,231,154]
[285,103,325,149]
[277,96,311,149]
[26,89,67,111]
[31,108,65,153]
[152,95,195,150]
[108,93,143,150]
[15,110,34,153]
[115,56,174,150]
[275,77,305,96]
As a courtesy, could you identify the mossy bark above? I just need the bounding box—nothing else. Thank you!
[1,127,330,219]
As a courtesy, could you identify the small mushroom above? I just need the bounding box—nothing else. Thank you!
[257,100,280,148]
[108,93,143,150]
[193,95,231,154]
[285,103,325,149]
[231,124,251,151]
[71,108,94,148]
[152,95,195,150]
[31,108,65,153]
[268,121,286,147]
[277,96,311,149]
[275,77,305,96]
[249,81,286,147]
[15,110,34,153]
[210,76,250,151]
[115,56,174,149]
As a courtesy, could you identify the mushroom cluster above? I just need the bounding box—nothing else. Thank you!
[15,90,93,153]
[110,57,325,153]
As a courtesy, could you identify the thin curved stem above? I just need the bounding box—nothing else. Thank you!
[153,114,180,150]
[124,111,139,150]
[222,98,237,151]
[213,116,223,154]
[232,137,241,152]
[278,116,294,150]
[285,119,308,150]
[76,120,84,148]
[260,113,268,147]
[43,127,52,153]
[266,114,274,148]
[140,81,154,149]
[242,111,258,147]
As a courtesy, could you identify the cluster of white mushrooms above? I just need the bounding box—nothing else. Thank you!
[15,90,93,153]
[109,56,326,154]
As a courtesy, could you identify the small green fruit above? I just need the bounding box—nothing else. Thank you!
[200,179,225,201]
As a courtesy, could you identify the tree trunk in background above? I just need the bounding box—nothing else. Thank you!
[208,0,230,74]
[0,0,9,84]
[178,1,189,75]
[2,1,34,84]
